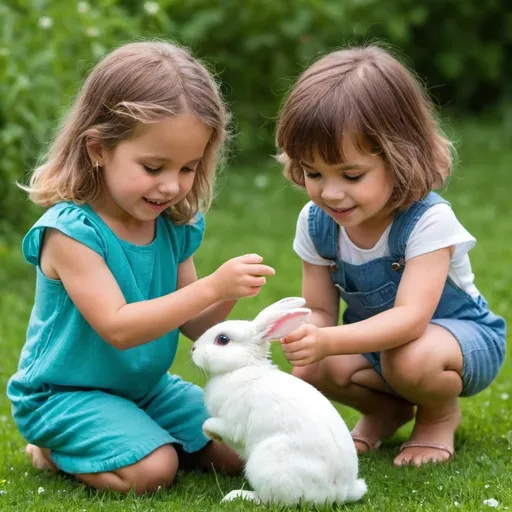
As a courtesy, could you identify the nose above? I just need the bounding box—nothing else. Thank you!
[158,173,180,196]
[322,184,346,203]
[191,344,196,352]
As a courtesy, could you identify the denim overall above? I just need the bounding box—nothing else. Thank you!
[308,192,506,396]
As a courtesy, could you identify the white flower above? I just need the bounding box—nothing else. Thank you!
[38,16,53,29]
[500,392,509,400]
[485,484,490,488]
[86,27,99,37]
[78,1,89,13]
[454,502,460,508]
[37,487,45,494]
[483,498,499,508]
[144,2,160,15]
[0,491,6,495]
[254,175,269,189]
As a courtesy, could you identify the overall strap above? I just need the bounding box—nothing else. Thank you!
[308,203,339,261]
[388,192,450,261]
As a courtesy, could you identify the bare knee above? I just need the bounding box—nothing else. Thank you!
[195,440,244,476]
[292,362,321,385]
[382,325,464,394]
[292,356,364,390]
[125,444,179,494]
[80,444,179,495]
[381,344,429,391]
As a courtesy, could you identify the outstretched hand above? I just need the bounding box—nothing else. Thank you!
[280,323,330,367]
[209,254,275,301]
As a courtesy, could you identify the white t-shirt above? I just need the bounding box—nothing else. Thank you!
[293,202,480,298]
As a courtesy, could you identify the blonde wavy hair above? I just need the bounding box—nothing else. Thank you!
[21,41,229,224]
[276,44,454,209]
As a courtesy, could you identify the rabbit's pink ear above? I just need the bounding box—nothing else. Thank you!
[259,309,310,342]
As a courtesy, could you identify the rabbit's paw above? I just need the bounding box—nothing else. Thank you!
[204,429,223,442]
[221,490,260,504]
[203,418,224,442]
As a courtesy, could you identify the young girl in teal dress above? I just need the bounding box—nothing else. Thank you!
[7,41,274,494]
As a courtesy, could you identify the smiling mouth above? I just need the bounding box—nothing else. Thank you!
[144,198,171,206]
[327,205,356,213]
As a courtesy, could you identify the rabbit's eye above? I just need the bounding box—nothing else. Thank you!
[215,334,231,346]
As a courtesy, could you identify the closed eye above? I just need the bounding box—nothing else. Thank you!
[344,174,363,182]
[143,165,162,174]
[181,166,196,174]
[301,166,321,179]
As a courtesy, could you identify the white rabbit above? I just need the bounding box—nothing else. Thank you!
[192,297,367,506]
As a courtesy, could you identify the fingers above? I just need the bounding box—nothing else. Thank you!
[281,344,315,366]
[235,255,275,276]
[248,276,266,287]
[215,254,275,300]
[280,338,304,353]
[248,286,262,297]
[246,264,275,277]
[236,253,263,264]
[281,325,306,344]
[288,356,315,367]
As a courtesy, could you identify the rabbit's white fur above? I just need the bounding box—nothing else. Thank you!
[192,297,367,505]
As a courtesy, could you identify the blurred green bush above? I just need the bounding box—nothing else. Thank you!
[1,0,511,234]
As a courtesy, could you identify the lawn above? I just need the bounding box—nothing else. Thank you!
[0,121,511,511]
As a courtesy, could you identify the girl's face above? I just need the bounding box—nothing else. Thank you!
[100,113,211,225]
[300,136,395,232]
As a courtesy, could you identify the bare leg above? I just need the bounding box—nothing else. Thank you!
[381,324,464,466]
[293,353,414,453]
[25,445,58,472]
[27,442,179,494]
[77,444,179,494]
[178,440,244,476]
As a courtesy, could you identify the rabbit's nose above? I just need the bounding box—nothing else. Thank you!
[191,344,196,352]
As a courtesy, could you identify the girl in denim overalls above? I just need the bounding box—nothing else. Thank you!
[7,41,275,493]
[275,46,506,466]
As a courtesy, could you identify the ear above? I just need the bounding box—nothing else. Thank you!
[254,308,311,343]
[253,297,306,325]
[84,128,105,167]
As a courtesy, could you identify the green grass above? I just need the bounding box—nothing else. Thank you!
[1,120,511,511]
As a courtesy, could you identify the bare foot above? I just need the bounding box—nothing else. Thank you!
[393,402,461,467]
[25,444,58,472]
[351,403,415,454]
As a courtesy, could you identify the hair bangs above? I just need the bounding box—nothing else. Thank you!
[279,86,375,167]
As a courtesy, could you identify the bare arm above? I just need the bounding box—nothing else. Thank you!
[323,247,452,355]
[301,260,340,328]
[177,256,237,341]
[42,229,274,350]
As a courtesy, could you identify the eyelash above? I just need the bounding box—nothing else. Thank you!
[143,165,195,174]
[303,170,363,182]
[143,165,162,174]
[344,174,363,182]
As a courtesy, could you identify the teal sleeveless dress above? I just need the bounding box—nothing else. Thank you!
[7,202,210,474]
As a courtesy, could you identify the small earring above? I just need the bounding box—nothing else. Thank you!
[94,160,99,172]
